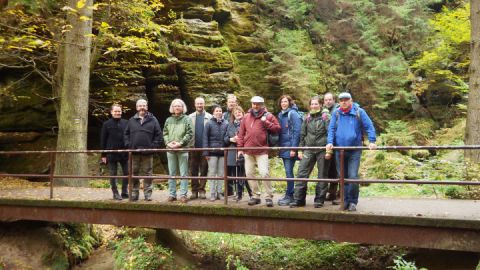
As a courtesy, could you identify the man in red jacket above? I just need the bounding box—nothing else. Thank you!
[237,96,281,207]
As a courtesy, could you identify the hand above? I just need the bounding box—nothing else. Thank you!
[368,143,377,150]
[325,153,332,160]
[289,150,296,158]
[205,156,210,161]
[101,157,107,164]
[230,137,237,143]
[326,144,333,151]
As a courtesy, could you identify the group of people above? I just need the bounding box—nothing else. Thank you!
[100,92,376,211]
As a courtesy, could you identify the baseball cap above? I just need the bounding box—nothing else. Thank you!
[250,96,265,103]
[338,92,352,99]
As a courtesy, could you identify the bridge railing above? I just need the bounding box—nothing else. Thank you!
[0,145,480,209]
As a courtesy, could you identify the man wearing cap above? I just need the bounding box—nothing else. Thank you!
[237,96,281,207]
[326,92,376,211]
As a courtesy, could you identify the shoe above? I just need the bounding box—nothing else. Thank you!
[190,192,198,200]
[217,193,224,200]
[144,196,152,201]
[289,201,306,208]
[313,201,324,208]
[277,195,294,206]
[131,196,139,202]
[199,190,207,199]
[248,198,261,206]
[179,196,188,203]
[331,200,339,205]
[235,195,243,202]
[347,203,357,212]
[265,198,273,207]
[121,193,129,199]
[167,196,177,202]
[113,191,122,200]
[210,193,216,201]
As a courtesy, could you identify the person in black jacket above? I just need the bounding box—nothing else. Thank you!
[124,99,163,201]
[101,104,129,200]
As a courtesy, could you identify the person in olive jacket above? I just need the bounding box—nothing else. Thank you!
[101,104,129,200]
[163,98,193,203]
[124,99,163,201]
[290,96,331,208]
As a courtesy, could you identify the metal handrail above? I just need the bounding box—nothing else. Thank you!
[0,145,479,209]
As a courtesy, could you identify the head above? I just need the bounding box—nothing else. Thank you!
[226,94,238,111]
[250,96,265,112]
[278,95,294,111]
[211,104,223,119]
[136,99,148,116]
[231,106,245,122]
[110,104,122,119]
[323,92,335,109]
[309,96,322,111]
[338,92,353,109]
[169,99,188,115]
[194,97,205,113]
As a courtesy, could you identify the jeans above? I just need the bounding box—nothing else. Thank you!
[167,152,189,198]
[107,159,128,195]
[335,150,362,206]
[207,156,224,195]
[282,158,296,197]
[132,154,153,199]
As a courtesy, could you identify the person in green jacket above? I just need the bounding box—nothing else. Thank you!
[164,98,193,203]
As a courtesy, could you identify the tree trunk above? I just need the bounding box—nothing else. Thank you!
[54,0,93,186]
[465,0,480,162]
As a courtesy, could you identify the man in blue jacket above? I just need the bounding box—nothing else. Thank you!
[326,92,376,211]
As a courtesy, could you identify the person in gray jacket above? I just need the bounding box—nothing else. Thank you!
[188,97,212,199]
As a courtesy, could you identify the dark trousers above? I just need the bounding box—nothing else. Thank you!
[132,154,153,199]
[189,150,208,193]
[293,151,330,203]
[227,165,252,198]
[108,159,128,195]
[327,155,338,200]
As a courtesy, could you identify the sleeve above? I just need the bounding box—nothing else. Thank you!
[327,110,337,145]
[299,120,307,148]
[180,117,194,147]
[163,118,170,145]
[100,122,108,157]
[265,113,281,134]
[152,118,164,148]
[124,121,131,149]
[237,119,246,148]
[291,111,302,148]
[360,109,376,143]
[224,124,232,146]
[202,122,210,156]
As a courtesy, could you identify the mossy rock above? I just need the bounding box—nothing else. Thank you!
[183,6,215,22]
[183,71,241,95]
[171,19,225,47]
[172,45,233,68]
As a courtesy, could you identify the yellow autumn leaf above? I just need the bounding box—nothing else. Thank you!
[101,22,110,28]
[79,15,91,21]
[76,0,86,9]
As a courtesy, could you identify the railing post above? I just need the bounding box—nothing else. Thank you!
[224,148,228,205]
[128,151,133,202]
[49,152,56,199]
[339,149,345,210]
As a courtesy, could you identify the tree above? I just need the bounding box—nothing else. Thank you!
[465,0,480,162]
[54,0,93,186]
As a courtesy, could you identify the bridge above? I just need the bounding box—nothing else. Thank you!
[0,146,479,252]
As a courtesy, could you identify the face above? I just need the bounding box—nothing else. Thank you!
[195,98,205,112]
[172,102,183,115]
[339,98,352,109]
[280,98,289,110]
[213,107,223,118]
[136,102,147,114]
[234,110,244,120]
[111,106,122,119]
[310,99,321,111]
[227,98,237,110]
[324,94,335,108]
[251,102,263,112]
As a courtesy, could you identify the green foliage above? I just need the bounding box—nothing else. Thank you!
[54,223,99,262]
[389,255,426,270]
[113,236,175,270]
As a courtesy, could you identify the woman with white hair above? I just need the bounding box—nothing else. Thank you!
[163,98,193,203]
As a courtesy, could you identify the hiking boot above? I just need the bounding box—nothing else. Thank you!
[131,191,139,201]
[210,193,216,202]
[217,193,224,200]
[277,195,294,206]
[289,201,306,208]
[121,193,129,199]
[313,201,324,208]
[167,196,176,202]
[331,200,339,205]
[199,190,206,199]
[190,192,198,200]
[179,196,188,203]
[347,203,357,212]
[265,198,273,207]
[113,190,122,201]
[248,198,261,206]
[144,196,152,201]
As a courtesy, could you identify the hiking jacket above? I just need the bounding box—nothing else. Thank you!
[163,114,193,148]
[299,110,329,152]
[277,105,302,159]
[124,112,163,151]
[237,108,281,155]
[188,111,212,147]
[101,118,128,161]
[327,104,376,147]
[203,117,228,157]
[224,120,241,166]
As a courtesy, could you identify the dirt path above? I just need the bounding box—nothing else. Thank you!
[72,246,115,270]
